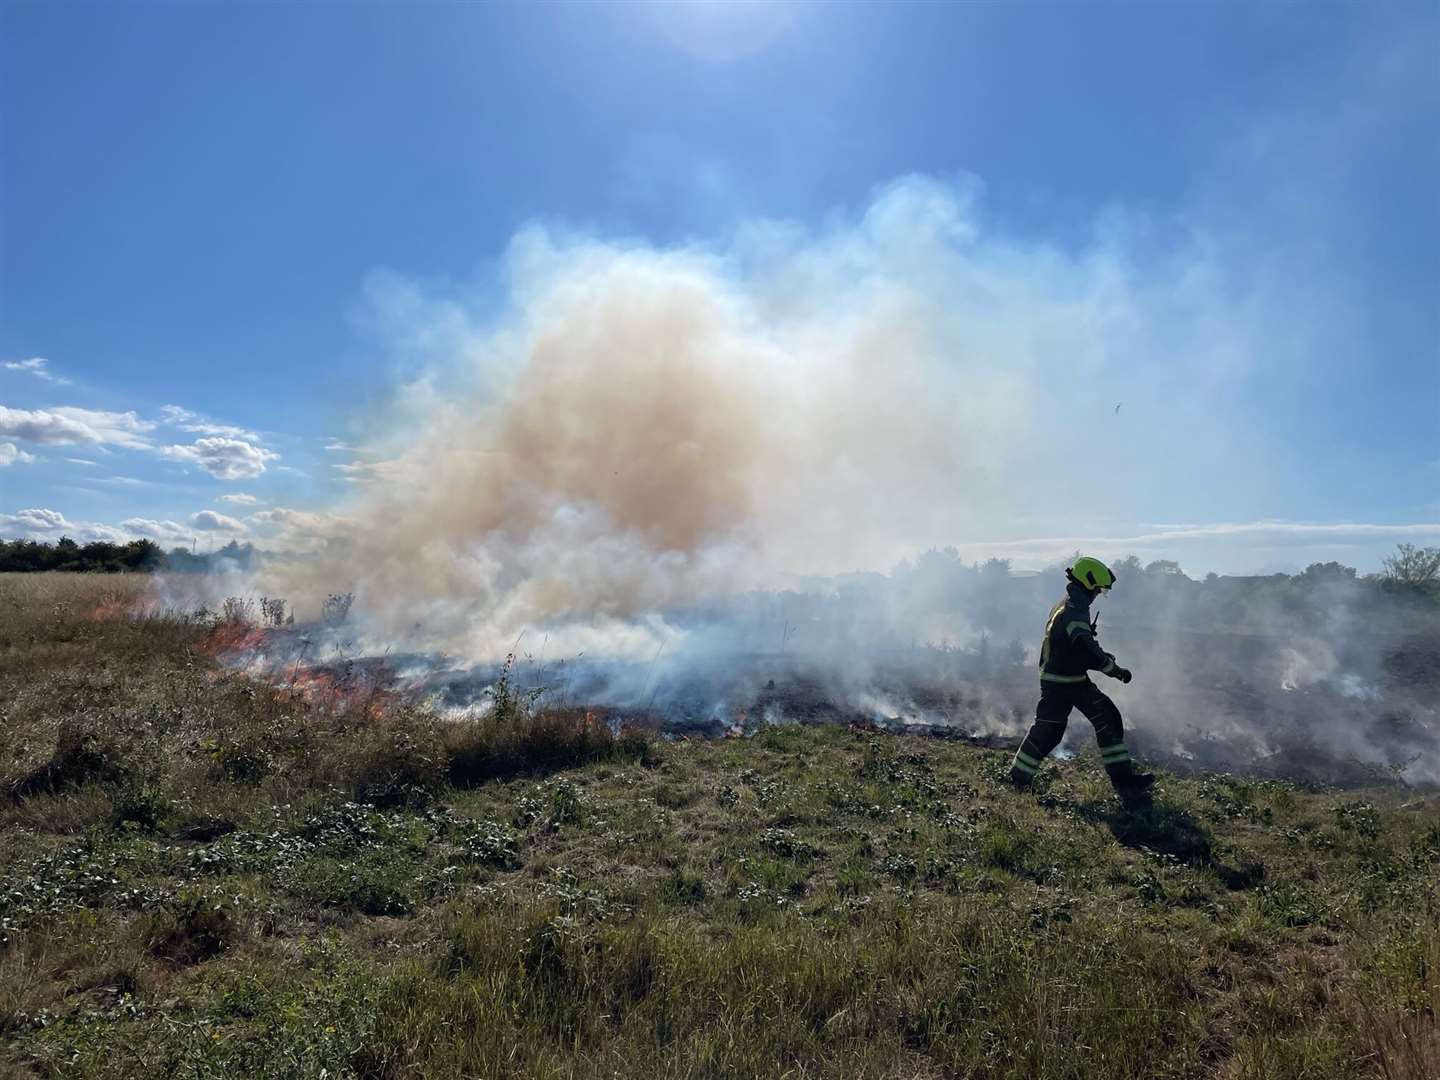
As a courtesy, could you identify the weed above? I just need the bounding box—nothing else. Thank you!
[1334,799,1383,840]
[258,597,287,628]
[1258,880,1322,928]
[880,851,919,881]
[543,778,586,828]
[758,827,819,860]
[322,592,354,625]
[288,852,423,916]
[142,888,238,964]
[109,782,171,832]
[220,597,255,626]
[456,819,520,870]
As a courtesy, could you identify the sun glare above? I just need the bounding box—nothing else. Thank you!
[651,0,800,63]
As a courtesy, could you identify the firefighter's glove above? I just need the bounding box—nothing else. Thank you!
[1111,665,1133,684]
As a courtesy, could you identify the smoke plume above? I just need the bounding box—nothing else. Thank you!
[261,176,1278,657]
[225,176,1437,786]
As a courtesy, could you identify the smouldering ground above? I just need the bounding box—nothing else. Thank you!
[1,573,1437,1079]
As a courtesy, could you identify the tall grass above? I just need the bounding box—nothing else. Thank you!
[0,574,1436,1079]
[0,574,650,820]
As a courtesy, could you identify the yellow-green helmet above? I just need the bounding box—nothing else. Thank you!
[1068,556,1116,592]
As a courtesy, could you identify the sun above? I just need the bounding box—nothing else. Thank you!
[649,0,801,63]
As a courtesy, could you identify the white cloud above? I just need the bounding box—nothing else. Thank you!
[160,437,279,480]
[0,508,137,544]
[2,508,69,532]
[160,405,260,442]
[2,357,71,385]
[191,510,247,533]
[49,407,156,448]
[65,458,99,466]
[1,404,281,483]
[324,439,355,452]
[0,406,111,445]
[0,506,231,546]
[0,442,36,467]
[119,517,196,545]
[217,493,259,505]
[0,405,154,448]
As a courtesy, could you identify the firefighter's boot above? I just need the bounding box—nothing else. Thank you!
[1112,767,1155,808]
[1100,742,1153,806]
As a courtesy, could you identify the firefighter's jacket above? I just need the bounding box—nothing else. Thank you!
[1039,580,1119,684]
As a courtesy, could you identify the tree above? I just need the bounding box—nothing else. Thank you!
[1381,544,1440,587]
[1113,555,1144,579]
[977,556,1012,581]
[0,536,171,573]
[1144,559,1184,576]
[1299,561,1357,584]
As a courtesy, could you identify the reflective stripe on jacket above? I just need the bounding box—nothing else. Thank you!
[1038,580,1117,683]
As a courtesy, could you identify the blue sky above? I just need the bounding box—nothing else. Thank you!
[1,1,1436,574]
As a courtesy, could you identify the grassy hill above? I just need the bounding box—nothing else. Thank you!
[1,574,1436,1079]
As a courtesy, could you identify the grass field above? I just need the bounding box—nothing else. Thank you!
[1,573,1437,1079]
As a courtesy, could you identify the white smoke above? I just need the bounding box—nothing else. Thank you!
[259,175,1296,661]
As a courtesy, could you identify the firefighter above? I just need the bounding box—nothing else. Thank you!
[1010,556,1155,803]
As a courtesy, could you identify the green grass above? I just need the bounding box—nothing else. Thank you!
[1,573,1438,1078]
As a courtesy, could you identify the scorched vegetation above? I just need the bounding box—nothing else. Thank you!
[1,574,1437,1079]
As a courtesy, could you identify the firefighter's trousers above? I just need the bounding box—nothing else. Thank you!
[1011,679,1138,786]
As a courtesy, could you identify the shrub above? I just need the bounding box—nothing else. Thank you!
[109,783,172,833]
[446,708,654,786]
[220,597,255,626]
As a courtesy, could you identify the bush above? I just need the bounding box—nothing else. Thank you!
[109,783,172,832]
[446,708,654,786]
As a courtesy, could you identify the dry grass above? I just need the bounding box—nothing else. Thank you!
[0,574,1437,1079]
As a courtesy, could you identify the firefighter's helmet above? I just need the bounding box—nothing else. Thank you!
[1068,556,1116,592]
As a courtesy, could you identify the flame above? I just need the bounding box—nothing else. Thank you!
[199,624,272,661]
[280,665,397,718]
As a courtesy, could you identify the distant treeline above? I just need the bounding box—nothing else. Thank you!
[0,536,258,574]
